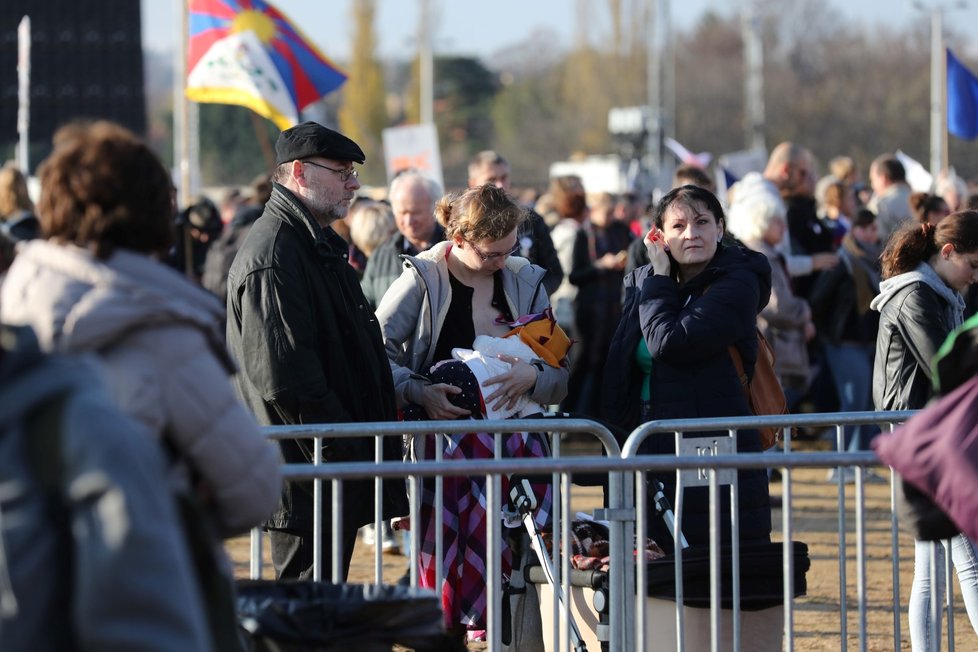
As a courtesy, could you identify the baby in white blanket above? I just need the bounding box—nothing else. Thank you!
[450,335,544,421]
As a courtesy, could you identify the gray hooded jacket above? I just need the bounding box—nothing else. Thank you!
[376,240,569,411]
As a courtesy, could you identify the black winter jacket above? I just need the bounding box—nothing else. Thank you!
[602,244,773,551]
[226,184,407,531]
[808,244,881,347]
[522,209,564,297]
[871,265,964,411]
[360,225,445,310]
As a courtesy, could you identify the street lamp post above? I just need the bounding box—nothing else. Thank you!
[418,0,433,125]
[742,1,765,153]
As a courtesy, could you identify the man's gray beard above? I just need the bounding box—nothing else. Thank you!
[313,204,346,229]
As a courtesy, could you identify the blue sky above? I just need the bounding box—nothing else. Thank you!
[142,0,978,61]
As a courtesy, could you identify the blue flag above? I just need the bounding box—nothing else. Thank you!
[947,48,978,140]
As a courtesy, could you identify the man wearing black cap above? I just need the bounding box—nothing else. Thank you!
[226,121,407,580]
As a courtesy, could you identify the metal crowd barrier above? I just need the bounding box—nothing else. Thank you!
[245,410,971,652]
[254,418,628,652]
[623,410,915,652]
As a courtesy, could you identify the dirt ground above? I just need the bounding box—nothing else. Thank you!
[226,465,976,651]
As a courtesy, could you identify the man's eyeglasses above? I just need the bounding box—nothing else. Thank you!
[468,240,520,262]
[302,160,359,183]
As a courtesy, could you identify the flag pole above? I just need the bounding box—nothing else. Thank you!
[175,0,189,209]
[929,7,945,182]
[176,0,194,277]
[16,16,31,174]
[940,44,949,174]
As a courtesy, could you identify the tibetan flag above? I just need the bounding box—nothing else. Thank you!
[186,0,347,130]
[947,48,978,140]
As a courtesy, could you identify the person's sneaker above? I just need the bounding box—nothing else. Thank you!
[826,467,856,483]
[360,523,377,546]
[864,469,888,484]
[379,525,400,554]
[826,468,887,484]
[361,523,400,553]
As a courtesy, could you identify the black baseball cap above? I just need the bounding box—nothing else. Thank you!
[275,121,365,165]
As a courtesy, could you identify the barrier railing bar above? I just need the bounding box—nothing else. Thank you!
[622,411,915,449]
[946,538,956,652]
[249,528,262,579]
[635,469,648,651]
[435,436,443,599]
[373,435,383,584]
[279,451,885,480]
[262,418,622,455]
[551,437,561,651]
[729,428,742,652]
[674,432,686,652]
[313,434,322,582]
[487,466,501,652]
[835,424,849,651]
[561,472,572,652]
[709,470,721,652]
[333,480,343,584]
[781,427,793,650]
[886,422,903,651]
[783,462,795,651]
[856,467,868,652]
[409,475,421,589]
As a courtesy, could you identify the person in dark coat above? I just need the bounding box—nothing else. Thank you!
[202,173,272,304]
[226,122,408,581]
[360,171,444,309]
[809,209,882,454]
[602,185,773,552]
[565,192,633,416]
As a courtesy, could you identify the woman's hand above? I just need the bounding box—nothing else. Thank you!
[804,321,817,342]
[482,355,538,411]
[596,251,626,271]
[420,383,470,419]
[645,226,672,277]
[391,516,410,532]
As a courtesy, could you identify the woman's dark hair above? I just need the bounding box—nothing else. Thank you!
[881,210,978,279]
[38,120,174,260]
[652,184,726,231]
[851,208,876,229]
[909,192,949,224]
[435,184,526,242]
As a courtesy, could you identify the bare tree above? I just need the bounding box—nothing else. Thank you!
[339,0,387,186]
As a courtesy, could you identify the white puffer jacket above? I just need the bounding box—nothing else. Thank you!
[1,240,281,536]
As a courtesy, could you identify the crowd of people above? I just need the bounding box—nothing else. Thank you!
[2,118,978,649]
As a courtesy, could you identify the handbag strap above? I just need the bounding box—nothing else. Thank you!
[727,344,750,388]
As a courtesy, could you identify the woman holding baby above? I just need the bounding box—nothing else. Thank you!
[375,183,569,641]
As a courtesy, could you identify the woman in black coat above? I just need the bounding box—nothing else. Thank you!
[602,185,773,551]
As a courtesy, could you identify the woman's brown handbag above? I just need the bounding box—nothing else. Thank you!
[728,329,788,450]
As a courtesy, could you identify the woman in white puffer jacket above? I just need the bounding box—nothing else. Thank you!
[0,121,280,538]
